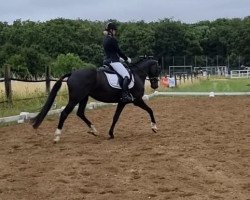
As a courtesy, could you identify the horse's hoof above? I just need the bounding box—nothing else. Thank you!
[151,123,158,133]
[53,138,60,143]
[87,131,98,137]
[108,136,114,140]
[152,128,158,133]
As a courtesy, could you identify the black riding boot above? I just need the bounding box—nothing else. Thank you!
[121,76,133,103]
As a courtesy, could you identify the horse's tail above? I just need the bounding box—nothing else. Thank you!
[31,73,71,129]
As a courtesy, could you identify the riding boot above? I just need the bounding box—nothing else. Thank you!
[121,76,133,103]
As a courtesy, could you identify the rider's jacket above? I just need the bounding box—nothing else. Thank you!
[103,33,128,63]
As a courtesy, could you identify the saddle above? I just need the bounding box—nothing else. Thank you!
[99,64,134,89]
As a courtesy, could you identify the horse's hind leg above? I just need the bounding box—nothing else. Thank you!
[54,100,78,142]
[133,99,158,133]
[109,103,126,139]
[77,97,97,136]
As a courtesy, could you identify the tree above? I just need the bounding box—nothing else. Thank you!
[0,43,19,64]
[1,17,250,75]
[21,47,48,78]
[51,53,95,77]
[119,22,155,57]
[5,54,29,78]
[153,19,187,57]
[79,44,103,67]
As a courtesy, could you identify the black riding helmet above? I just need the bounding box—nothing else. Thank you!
[105,22,117,31]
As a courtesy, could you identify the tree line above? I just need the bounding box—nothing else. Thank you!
[0,17,249,78]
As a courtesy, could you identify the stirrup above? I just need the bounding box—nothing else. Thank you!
[121,92,134,103]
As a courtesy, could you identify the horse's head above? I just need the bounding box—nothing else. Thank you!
[147,60,161,89]
[136,59,161,89]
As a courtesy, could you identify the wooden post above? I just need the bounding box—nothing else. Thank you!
[161,56,164,75]
[45,66,50,93]
[174,74,177,87]
[4,64,12,105]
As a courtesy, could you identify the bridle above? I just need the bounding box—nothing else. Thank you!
[146,76,159,83]
[146,61,161,83]
[131,58,161,83]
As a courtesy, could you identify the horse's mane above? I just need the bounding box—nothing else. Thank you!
[132,57,149,66]
[130,58,157,70]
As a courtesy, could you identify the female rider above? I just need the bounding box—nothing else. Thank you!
[103,22,133,103]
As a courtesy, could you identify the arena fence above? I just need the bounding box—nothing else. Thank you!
[0,65,61,104]
[230,70,250,78]
[1,91,250,125]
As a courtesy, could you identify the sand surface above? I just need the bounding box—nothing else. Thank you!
[0,96,249,200]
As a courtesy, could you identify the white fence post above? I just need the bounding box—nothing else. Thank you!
[230,70,250,78]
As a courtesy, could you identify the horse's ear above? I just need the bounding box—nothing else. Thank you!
[154,59,159,66]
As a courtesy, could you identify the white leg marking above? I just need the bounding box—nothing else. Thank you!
[90,125,97,133]
[87,125,98,136]
[151,122,158,133]
[54,128,62,143]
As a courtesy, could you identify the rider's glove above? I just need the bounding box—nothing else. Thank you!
[127,57,132,63]
[119,57,125,62]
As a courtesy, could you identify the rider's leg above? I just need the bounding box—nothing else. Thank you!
[110,62,129,78]
[121,76,133,102]
[110,62,133,103]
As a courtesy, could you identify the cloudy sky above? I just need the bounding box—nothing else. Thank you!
[1,0,249,24]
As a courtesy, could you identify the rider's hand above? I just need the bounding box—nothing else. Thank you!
[119,57,125,62]
[127,57,132,63]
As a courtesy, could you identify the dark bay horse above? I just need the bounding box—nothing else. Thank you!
[31,58,161,142]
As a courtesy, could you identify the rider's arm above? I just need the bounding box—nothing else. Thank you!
[113,38,128,61]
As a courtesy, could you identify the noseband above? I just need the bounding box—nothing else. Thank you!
[146,62,160,83]
[146,76,159,83]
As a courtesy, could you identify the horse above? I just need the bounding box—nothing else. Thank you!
[31,58,161,142]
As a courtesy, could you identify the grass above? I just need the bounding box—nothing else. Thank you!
[158,76,250,92]
[0,91,69,118]
[1,77,250,118]
[0,81,69,118]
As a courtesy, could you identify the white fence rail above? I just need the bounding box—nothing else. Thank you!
[1,91,250,125]
[230,70,250,78]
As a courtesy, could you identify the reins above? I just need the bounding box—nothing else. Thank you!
[146,77,159,81]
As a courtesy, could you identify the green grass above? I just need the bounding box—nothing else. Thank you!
[0,90,69,118]
[160,77,250,92]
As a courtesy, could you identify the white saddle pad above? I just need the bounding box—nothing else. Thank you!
[104,72,134,89]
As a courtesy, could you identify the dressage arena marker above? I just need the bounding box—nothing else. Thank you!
[1,91,250,125]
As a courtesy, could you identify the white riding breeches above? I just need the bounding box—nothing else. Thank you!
[110,62,129,78]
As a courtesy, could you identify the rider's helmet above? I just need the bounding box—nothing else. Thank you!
[105,22,117,31]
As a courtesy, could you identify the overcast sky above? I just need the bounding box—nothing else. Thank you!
[0,0,249,24]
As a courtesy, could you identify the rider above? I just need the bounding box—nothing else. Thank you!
[103,22,133,103]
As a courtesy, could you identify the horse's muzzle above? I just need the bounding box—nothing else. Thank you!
[151,83,159,89]
[150,79,159,89]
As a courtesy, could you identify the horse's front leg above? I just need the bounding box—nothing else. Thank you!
[109,102,126,139]
[133,99,158,133]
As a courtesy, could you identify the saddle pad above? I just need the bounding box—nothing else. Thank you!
[104,72,134,89]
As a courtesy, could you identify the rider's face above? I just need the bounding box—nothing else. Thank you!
[112,29,116,35]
